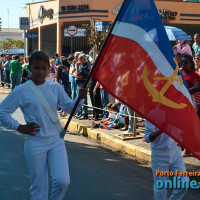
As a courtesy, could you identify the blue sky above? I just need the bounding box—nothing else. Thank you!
[0,0,47,28]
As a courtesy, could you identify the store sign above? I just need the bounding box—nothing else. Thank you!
[19,17,30,30]
[64,28,86,37]
[61,4,89,12]
[25,32,38,39]
[38,5,54,23]
[95,22,109,31]
[158,9,177,24]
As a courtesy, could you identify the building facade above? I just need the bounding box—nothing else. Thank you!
[26,0,200,57]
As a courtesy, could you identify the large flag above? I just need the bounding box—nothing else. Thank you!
[92,0,200,159]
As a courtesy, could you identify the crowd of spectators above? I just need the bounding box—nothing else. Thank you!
[0,33,200,139]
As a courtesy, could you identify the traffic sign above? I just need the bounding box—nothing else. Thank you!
[64,28,86,37]
[67,25,78,36]
[19,17,30,30]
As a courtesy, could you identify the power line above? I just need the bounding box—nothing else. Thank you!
[0,3,25,8]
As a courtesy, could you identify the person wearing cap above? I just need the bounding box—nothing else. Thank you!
[9,55,22,90]
[2,55,11,88]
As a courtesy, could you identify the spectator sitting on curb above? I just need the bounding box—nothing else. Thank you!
[100,103,116,123]
[92,103,125,130]
[116,103,129,131]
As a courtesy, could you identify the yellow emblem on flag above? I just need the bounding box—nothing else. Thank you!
[142,58,187,109]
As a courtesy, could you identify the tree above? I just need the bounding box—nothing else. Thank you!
[0,38,24,50]
[82,22,112,51]
[15,40,24,49]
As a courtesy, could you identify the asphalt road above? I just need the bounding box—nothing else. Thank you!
[0,94,200,200]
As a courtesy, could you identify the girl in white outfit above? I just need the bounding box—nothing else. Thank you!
[0,51,87,200]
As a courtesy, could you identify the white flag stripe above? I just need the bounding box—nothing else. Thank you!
[112,21,193,105]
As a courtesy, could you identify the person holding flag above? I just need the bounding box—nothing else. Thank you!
[145,120,188,200]
[0,51,87,199]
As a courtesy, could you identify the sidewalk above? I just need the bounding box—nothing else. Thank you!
[61,116,200,171]
[0,86,11,94]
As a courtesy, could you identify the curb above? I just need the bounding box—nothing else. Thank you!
[61,119,151,163]
[0,91,10,94]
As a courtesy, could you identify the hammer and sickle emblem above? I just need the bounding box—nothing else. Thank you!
[142,58,187,109]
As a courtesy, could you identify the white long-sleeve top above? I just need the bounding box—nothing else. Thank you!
[0,80,84,138]
[144,120,177,151]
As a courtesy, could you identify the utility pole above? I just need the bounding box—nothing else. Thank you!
[7,8,9,32]
[24,30,26,57]
[92,18,96,60]
[90,17,101,60]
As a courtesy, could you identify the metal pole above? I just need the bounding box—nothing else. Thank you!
[24,30,26,57]
[71,36,73,54]
[93,19,96,60]
[133,112,137,137]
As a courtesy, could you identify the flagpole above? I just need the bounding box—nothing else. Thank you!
[62,0,128,135]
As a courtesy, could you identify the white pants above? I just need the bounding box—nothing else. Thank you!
[24,134,70,200]
[152,146,188,200]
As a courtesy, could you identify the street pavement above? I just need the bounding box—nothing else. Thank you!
[0,94,200,200]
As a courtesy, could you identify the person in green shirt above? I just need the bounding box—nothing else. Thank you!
[9,55,22,90]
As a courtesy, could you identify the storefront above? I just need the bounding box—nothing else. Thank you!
[26,0,200,57]
[26,0,122,57]
[156,0,200,38]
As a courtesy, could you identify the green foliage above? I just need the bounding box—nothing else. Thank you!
[0,18,1,31]
[0,38,24,50]
[82,22,112,51]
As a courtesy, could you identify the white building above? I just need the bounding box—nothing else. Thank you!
[0,28,23,42]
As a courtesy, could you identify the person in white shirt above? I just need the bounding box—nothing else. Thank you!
[89,51,94,62]
[145,121,188,200]
[0,51,87,200]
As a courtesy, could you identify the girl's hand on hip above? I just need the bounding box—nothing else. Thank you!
[17,123,40,136]
[79,88,87,99]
